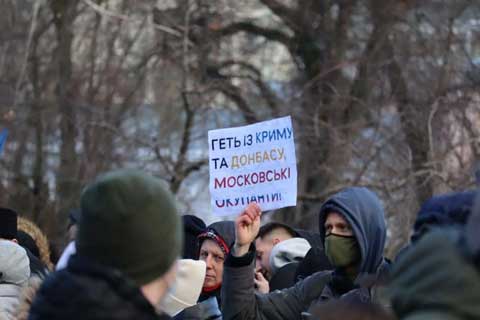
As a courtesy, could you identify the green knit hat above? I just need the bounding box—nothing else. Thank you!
[76,169,183,286]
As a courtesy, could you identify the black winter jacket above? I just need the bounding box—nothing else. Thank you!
[29,255,171,320]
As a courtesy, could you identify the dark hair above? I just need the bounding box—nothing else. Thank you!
[68,208,81,228]
[257,222,297,239]
[17,230,40,259]
[0,207,18,239]
[182,214,206,259]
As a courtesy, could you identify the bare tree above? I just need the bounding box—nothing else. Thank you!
[1,0,480,254]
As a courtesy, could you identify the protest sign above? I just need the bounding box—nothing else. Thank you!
[209,116,297,216]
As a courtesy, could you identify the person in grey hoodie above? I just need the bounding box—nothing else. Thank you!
[262,237,311,293]
[221,187,389,320]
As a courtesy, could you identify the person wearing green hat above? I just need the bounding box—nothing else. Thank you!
[388,190,480,320]
[29,169,183,320]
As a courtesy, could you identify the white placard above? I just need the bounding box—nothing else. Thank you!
[209,116,297,216]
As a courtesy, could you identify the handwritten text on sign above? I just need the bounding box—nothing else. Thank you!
[209,116,297,216]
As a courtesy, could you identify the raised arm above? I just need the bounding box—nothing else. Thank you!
[221,203,331,320]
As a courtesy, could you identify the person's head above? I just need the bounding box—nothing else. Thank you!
[412,191,474,243]
[0,207,18,241]
[197,220,235,291]
[319,187,386,277]
[76,169,183,307]
[268,237,311,277]
[67,208,81,242]
[199,239,225,289]
[182,215,206,260]
[255,222,296,279]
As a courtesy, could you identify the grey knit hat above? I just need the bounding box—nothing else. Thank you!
[76,169,183,286]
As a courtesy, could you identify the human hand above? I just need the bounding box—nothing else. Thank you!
[254,271,269,294]
[233,202,261,256]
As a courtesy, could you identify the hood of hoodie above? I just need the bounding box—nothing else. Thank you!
[294,229,322,249]
[318,187,386,275]
[198,220,235,254]
[207,221,235,248]
[412,191,474,243]
[269,237,311,275]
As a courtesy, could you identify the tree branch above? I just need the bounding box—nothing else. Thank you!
[217,60,280,112]
[82,0,184,38]
[259,0,299,32]
[170,91,195,193]
[183,159,208,177]
[215,21,292,48]
[211,83,258,124]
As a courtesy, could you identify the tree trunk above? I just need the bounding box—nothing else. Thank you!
[51,0,79,237]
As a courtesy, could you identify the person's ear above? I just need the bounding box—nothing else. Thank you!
[11,238,18,244]
[272,238,280,246]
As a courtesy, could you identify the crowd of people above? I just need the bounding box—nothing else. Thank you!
[1,168,479,319]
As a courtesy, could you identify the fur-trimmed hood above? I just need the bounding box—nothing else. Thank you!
[17,217,53,271]
[15,276,43,320]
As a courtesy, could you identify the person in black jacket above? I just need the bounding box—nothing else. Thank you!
[254,222,327,292]
[388,190,480,320]
[181,215,206,260]
[175,221,235,320]
[395,190,476,262]
[28,169,183,320]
